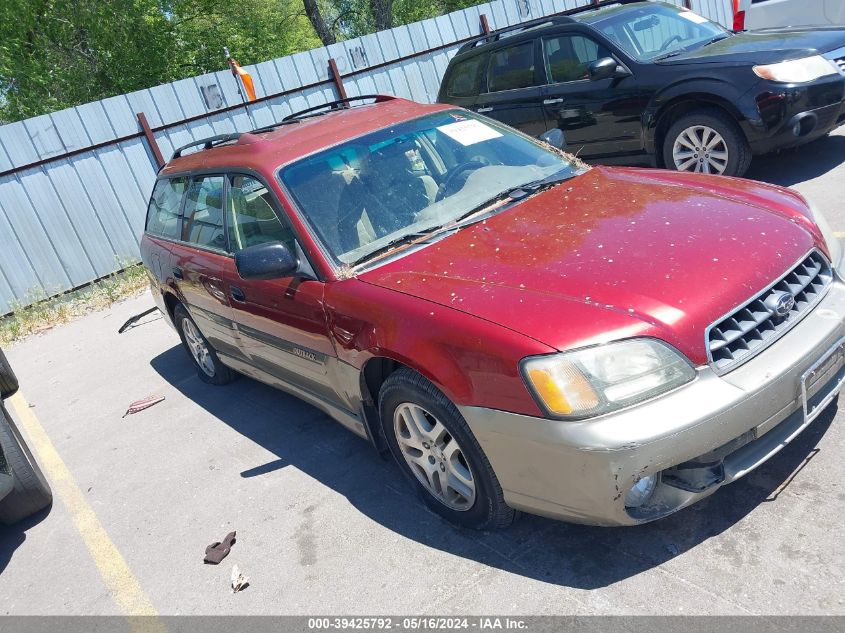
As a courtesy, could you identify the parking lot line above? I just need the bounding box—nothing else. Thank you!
[8,392,164,630]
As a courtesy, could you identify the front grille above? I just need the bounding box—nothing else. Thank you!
[707,251,833,373]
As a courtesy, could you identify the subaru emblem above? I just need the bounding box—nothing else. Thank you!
[764,291,795,318]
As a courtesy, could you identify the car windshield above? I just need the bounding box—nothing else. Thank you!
[590,3,728,61]
[278,110,580,265]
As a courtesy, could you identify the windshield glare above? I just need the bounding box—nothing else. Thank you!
[279,110,579,265]
[591,4,727,61]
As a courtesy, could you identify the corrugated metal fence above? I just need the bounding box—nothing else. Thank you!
[0,0,732,314]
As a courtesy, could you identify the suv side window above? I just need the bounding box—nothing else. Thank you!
[181,175,228,252]
[227,174,296,253]
[446,55,484,97]
[145,177,186,240]
[543,35,612,83]
[487,42,536,92]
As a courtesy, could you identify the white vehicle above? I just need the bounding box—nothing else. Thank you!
[733,0,845,30]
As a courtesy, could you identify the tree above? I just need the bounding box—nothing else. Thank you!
[303,0,337,45]
[0,0,320,123]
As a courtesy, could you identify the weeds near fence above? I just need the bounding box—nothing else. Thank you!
[0,264,150,346]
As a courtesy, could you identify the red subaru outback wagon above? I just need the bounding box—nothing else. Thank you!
[140,95,845,529]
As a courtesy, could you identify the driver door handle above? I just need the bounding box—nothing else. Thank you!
[476,107,493,113]
[543,98,564,106]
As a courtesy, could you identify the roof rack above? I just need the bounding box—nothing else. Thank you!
[456,0,640,53]
[171,133,242,159]
[281,94,396,122]
[169,94,398,161]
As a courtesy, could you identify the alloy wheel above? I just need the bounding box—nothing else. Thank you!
[181,317,215,377]
[393,402,476,511]
[672,125,729,174]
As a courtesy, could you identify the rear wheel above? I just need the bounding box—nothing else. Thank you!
[663,108,751,177]
[174,304,235,385]
[379,368,516,530]
[0,405,52,525]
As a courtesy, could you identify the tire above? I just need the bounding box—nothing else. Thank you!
[379,367,516,530]
[173,304,235,385]
[0,349,19,399]
[0,404,52,525]
[663,107,752,177]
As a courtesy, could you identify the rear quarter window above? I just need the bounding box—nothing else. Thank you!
[446,55,484,98]
[145,177,186,240]
[487,41,536,92]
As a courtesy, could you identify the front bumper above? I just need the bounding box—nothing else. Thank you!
[745,74,845,155]
[460,276,845,526]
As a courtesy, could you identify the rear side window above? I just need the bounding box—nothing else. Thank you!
[487,42,536,92]
[145,177,186,240]
[446,56,484,97]
[227,175,296,253]
[181,175,227,252]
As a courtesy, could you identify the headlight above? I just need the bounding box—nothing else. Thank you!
[753,56,837,83]
[521,338,695,419]
[807,199,842,267]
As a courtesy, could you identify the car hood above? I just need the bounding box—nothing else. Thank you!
[660,28,845,66]
[357,167,826,365]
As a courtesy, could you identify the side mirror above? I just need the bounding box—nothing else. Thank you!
[539,128,567,150]
[588,57,627,81]
[235,241,299,280]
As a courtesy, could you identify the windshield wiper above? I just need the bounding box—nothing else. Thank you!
[654,33,731,61]
[349,170,575,267]
[700,34,731,47]
[348,231,434,266]
[448,169,576,228]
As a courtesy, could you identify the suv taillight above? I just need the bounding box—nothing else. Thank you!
[732,0,745,30]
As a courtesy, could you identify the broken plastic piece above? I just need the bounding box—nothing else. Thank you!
[122,395,165,418]
[231,564,249,593]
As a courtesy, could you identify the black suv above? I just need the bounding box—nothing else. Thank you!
[437,0,845,176]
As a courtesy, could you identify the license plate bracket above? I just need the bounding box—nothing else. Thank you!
[801,336,845,425]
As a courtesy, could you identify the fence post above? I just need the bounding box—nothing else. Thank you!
[480,14,491,35]
[136,112,164,170]
[328,58,348,102]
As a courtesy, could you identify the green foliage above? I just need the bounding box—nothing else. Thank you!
[0,0,487,123]
[0,0,320,122]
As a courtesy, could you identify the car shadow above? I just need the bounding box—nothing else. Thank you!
[151,345,837,590]
[745,134,845,187]
[0,507,51,574]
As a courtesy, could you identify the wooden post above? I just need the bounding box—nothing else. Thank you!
[136,112,164,169]
[480,14,491,36]
[328,58,348,102]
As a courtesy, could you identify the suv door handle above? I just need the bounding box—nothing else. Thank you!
[543,98,564,106]
[230,286,246,303]
[172,267,183,280]
[476,107,493,113]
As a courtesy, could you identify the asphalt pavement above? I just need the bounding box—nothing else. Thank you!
[0,127,844,617]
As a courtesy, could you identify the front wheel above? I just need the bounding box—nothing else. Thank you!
[663,108,751,177]
[379,368,516,530]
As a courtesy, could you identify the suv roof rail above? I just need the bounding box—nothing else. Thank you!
[281,94,397,122]
[171,133,243,160]
[456,0,641,54]
[169,95,398,162]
